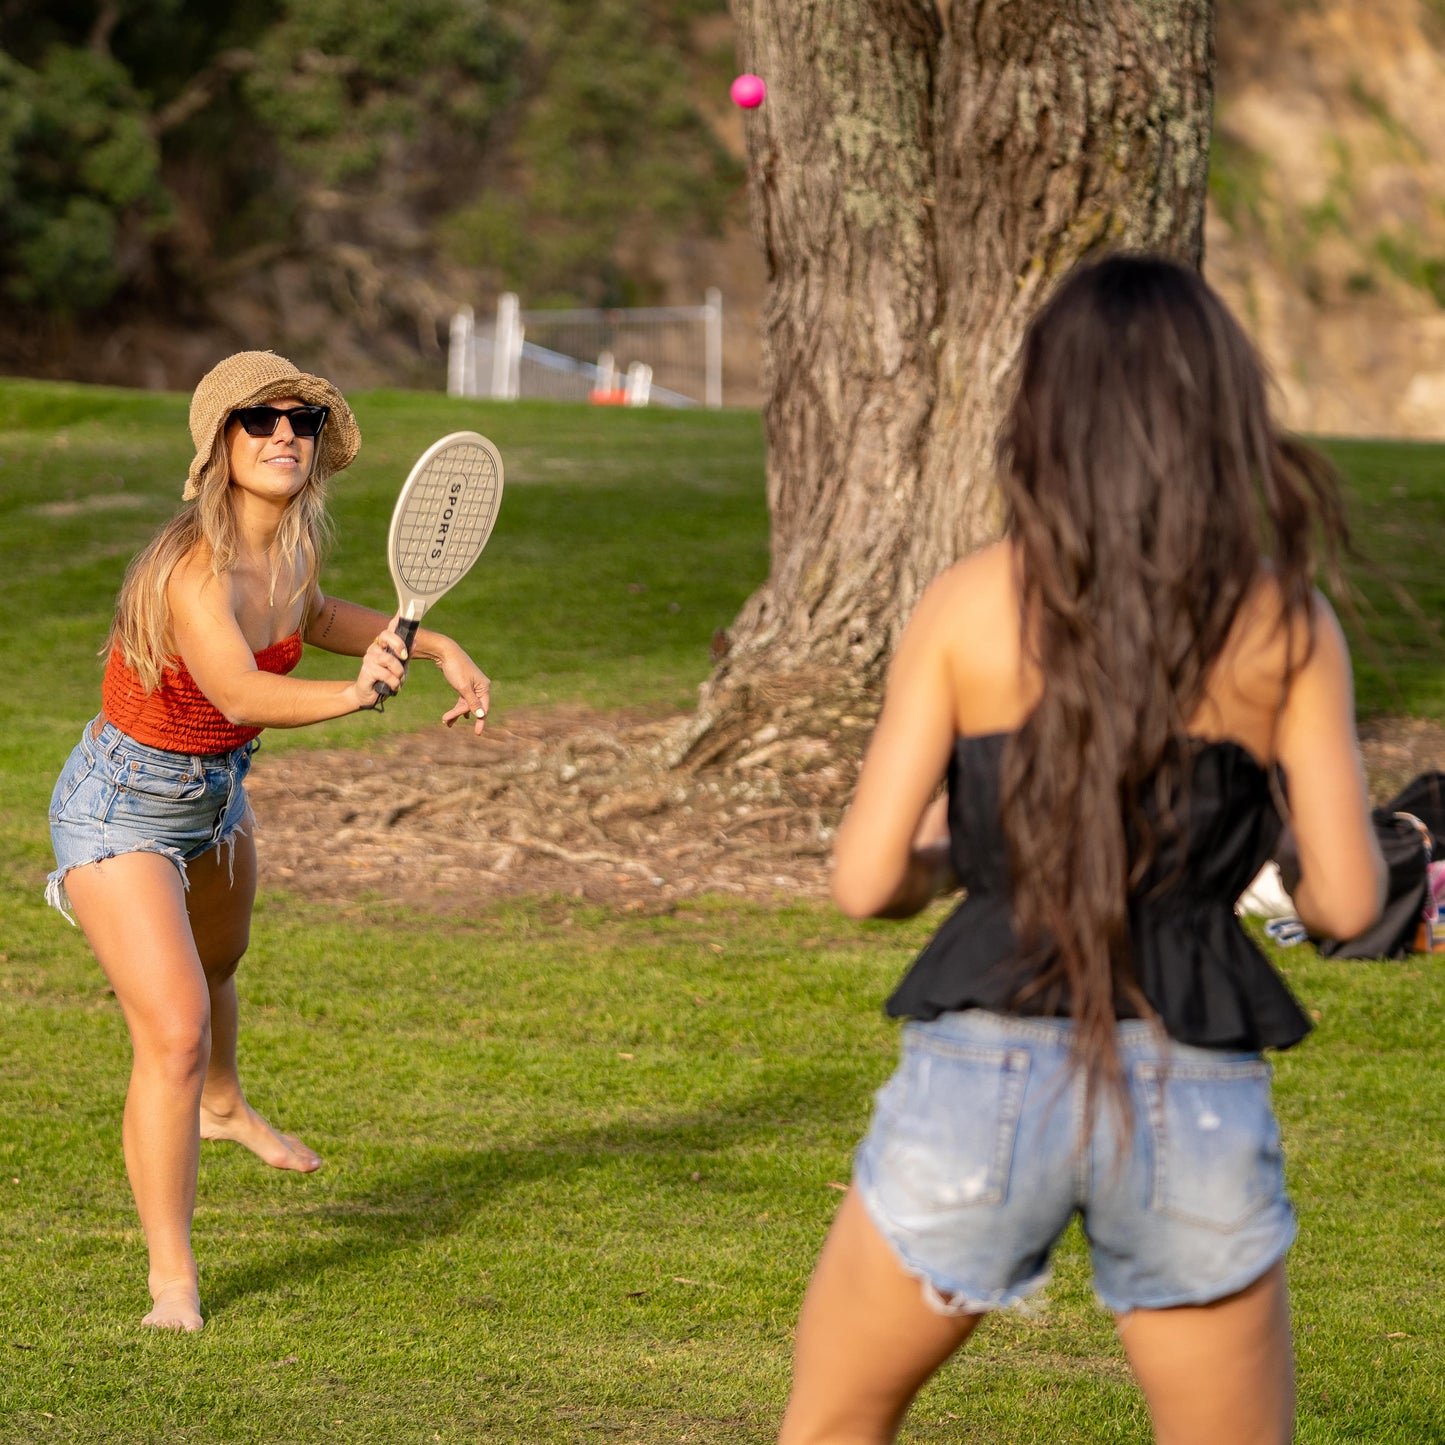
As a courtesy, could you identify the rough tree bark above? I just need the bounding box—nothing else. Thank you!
[677,0,1215,766]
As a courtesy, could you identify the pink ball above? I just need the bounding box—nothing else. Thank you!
[730,74,767,109]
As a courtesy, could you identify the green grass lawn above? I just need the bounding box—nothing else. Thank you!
[1,382,1442,1443]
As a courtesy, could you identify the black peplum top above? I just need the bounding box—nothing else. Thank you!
[885,732,1313,1052]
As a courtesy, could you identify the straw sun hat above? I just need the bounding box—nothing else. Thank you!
[184,350,361,500]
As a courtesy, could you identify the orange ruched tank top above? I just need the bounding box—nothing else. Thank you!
[102,633,304,754]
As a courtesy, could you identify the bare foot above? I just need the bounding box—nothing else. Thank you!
[143,1277,203,1332]
[199,1099,321,1172]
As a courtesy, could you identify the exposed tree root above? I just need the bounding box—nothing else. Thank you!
[247,678,879,915]
[246,694,1445,917]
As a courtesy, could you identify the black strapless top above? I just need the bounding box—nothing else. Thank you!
[886,733,1312,1051]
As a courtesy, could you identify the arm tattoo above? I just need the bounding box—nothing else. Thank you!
[319,599,339,641]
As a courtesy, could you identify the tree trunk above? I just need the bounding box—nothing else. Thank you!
[679,0,1214,765]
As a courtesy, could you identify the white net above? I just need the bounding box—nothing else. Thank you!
[448,292,722,408]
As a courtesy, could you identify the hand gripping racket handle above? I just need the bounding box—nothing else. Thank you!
[373,617,420,702]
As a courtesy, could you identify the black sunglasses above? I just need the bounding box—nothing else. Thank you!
[230,403,330,439]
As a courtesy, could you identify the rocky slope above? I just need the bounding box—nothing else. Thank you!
[700,0,1445,433]
[1207,0,1445,436]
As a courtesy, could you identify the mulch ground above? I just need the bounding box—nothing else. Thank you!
[246,703,846,914]
[246,704,1445,915]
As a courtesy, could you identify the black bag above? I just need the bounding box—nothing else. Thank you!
[1274,772,1444,960]
[1386,770,1445,838]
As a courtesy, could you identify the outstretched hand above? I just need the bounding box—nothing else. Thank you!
[434,642,492,735]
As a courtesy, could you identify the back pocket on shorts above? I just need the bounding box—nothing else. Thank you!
[1138,1058,1283,1232]
[873,1035,1031,1212]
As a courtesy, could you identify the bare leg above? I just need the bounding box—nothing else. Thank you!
[65,853,211,1331]
[190,831,320,1172]
[778,1189,983,1445]
[1116,1262,1295,1445]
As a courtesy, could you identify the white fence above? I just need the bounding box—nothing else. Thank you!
[447,290,722,408]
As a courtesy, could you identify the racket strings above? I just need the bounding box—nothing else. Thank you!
[392,442,501,596]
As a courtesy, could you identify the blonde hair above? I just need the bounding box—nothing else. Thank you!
[107,431,335,691]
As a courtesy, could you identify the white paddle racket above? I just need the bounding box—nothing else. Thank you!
[374,430,504,701]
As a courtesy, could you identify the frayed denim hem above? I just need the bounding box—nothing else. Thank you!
[853,1174,1052,1319]
[45,820,251,919]
[46,717,255,925]
[1092,1213,1297,1314]
[45,842,192,925]
[43,816,249,925]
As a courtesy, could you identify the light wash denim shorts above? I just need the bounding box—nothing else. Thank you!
[46,715,256,923]
[853,1009,1295,1315]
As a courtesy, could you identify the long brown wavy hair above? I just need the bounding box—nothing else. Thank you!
[997,253,1349,1117]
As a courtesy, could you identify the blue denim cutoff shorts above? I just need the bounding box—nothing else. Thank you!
[46,715,256,923]
[853,1009,1295,1315]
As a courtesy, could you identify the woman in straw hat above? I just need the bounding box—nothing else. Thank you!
[45,351,491,1331]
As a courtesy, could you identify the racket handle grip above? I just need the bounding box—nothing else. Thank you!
[373,616,420,702]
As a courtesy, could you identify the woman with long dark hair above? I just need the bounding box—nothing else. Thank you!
[779,255,1386,1444]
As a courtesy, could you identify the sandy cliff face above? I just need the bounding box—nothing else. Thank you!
[1205,0,1445,436]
